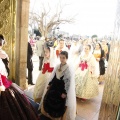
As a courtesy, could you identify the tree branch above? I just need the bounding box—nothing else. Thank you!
[29,1,76,37]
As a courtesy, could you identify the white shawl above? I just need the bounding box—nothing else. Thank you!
[39,63,76,120]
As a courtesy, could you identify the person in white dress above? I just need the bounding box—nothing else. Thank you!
[75,45,99,101]
[33,45,56,102]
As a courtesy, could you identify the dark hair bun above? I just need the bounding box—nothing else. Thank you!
[0,34,4,40]
[0,34,5,46]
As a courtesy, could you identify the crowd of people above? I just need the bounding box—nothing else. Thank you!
[27,35,111,120]
[0,33,111,120]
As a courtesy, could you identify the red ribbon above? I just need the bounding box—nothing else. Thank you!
[42,63,54,74]
[56,50,62,58]
[79,61,88,71]
[0,74,12,88]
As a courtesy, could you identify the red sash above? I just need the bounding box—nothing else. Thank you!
[0,74,12,88]
[42,63,54,74]
[56,50,62,58]
[79,61,88,71]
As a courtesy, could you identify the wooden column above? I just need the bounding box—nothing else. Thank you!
[99,0,120,119]
[117,106,120,120]
[15,0,30,89]
[98,41,120,120]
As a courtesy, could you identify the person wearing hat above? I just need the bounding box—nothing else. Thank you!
[36,36,45,70]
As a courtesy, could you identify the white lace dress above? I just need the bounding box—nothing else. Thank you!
[75,54,99,99]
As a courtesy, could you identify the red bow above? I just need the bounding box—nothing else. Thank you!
[42,63,54,74]
[0,74,12,88]
[56,50,62,58]
[79,61,88,71]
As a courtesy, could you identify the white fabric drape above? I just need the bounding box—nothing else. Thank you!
[66,64,76,120]
[39,63,76,120]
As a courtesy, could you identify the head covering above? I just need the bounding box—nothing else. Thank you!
[66,64,76,120]
[0,49,8,59]
[46,47,56,67]
[80,44,93,59]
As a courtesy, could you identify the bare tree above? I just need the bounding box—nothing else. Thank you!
[29,2,75,38]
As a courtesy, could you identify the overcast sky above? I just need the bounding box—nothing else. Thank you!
[30,0,117,37]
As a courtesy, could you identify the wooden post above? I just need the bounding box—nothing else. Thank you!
[15,0,30,89]
[99,0,120,119]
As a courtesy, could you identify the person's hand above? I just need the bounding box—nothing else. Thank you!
[102,57,105,60]
[0,85,5,95]
[96,58,100,62]
[47,85,50,90]
[61,93,67,98]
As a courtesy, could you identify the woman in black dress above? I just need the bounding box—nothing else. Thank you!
[0,35,39,120]
[41,51,76,120]
[93,43,105,84]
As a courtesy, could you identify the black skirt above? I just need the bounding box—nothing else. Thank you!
[99,60,105,75]
[0,86,38,120]
[43,74,66,118]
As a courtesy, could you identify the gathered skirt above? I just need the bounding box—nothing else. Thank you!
[75,70,99,99]
[33,72,51,102]
[0,85,38,120]
[41,104,67,120]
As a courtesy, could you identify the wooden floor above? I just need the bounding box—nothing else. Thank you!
[25,84,104,120]
[76,84,104,120]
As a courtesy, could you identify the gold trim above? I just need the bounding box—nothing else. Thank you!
[0,0,16,80]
